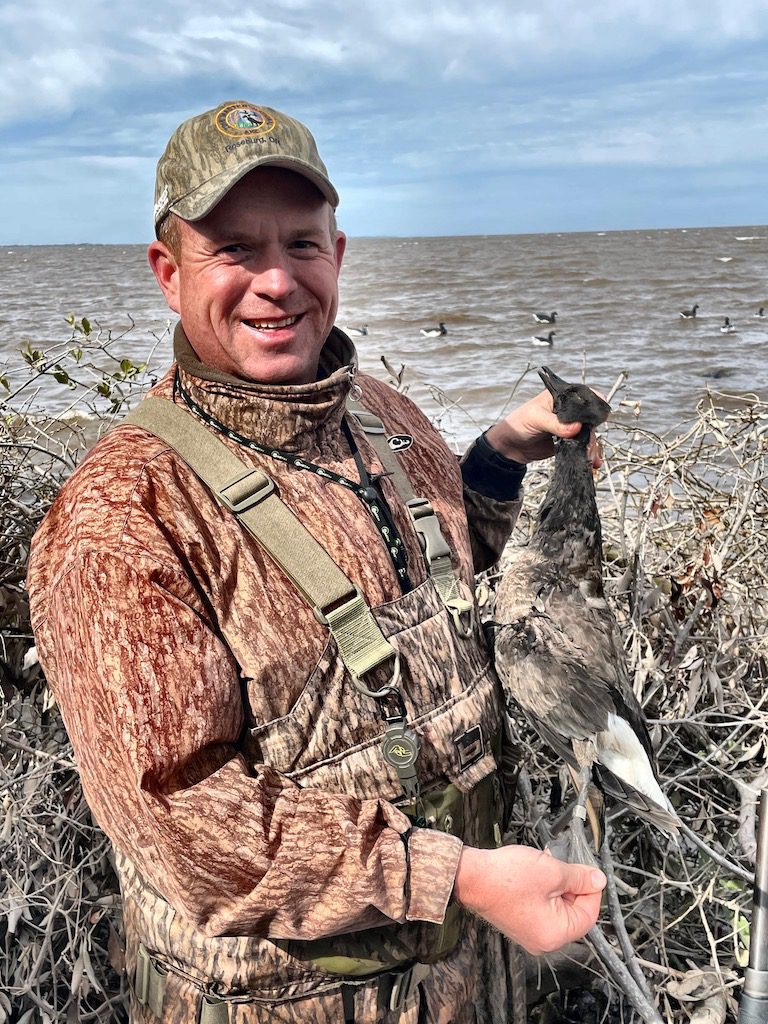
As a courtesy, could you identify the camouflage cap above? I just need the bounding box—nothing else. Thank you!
[153,101,339,232]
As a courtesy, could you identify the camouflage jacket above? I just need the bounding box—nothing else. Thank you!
[28,326,522,1004]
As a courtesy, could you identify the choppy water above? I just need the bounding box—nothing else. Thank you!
[2,226,766,449]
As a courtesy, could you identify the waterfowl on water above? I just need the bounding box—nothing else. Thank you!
[720,317,736,334]
[756,307,765,318]
[532,330,556,347]
[679,304,699,319]
[533,311,558,324]
[420,321,447,337]
[347,324,369,336]
[492,367,679,857]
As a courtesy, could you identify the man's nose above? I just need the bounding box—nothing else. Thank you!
[249,253,297,298]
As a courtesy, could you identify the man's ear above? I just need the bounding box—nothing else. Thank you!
[147,240,181,314]
[334,230,347,274]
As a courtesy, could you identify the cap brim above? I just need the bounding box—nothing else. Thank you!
[167,156,339,224]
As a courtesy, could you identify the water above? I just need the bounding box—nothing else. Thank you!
[2,226,766,450]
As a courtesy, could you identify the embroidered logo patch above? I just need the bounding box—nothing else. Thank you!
[387,433,413,453]
[455,726,484,771]
[215,104,276,139]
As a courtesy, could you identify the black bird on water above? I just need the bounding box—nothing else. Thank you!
[420,321,447,337]
[532,330,556,347]
[492,367,679,859]
[679,303,699,319]
[533,310,558,324]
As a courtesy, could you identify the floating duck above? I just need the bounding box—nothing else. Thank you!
[533,311,558,324]
[492,367,679,859]
[679,304,699,319]
[420,322,447,337]
[532,331,556,347]
[756,307,765,318]
[720,317,736,334]
[347,324,369,336]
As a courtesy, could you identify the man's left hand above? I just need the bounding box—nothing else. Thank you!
[484,388,603,469]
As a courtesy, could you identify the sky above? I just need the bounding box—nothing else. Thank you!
[2,0,767,244]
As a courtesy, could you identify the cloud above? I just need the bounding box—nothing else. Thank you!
[3,0,768,128]
[2,0,767,241]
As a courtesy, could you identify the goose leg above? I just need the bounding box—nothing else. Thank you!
[517,766,664,1024]
[568,765,599,868]
[599,827,660,1006]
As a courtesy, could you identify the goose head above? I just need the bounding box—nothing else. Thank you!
[539,366,611,426]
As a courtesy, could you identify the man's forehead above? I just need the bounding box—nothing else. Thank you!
[178,177,331,239]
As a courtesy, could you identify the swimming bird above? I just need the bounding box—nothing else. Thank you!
[420,322,447,337]
[492,367,679,858]
[720,317,736,334]
[679,304,699,319]
[532,331,556,347]
[756,307,765,318]
[347,324,369,336]
[534,311,558,324]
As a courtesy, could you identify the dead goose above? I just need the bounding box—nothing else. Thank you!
[492,367,679,858]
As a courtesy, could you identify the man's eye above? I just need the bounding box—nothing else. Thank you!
[291,240,317,250]
[219,244,246,254]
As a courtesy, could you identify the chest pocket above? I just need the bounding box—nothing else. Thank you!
[243,580,503,804]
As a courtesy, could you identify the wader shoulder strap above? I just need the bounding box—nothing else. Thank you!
[123,398,397,682]
[348,402,473,637]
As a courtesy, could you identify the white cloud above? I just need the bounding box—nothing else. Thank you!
[2,0,768,129]
[2,0,767,240]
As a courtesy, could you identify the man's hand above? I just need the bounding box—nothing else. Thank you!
[453,844,606,955]
[484,388,603,468]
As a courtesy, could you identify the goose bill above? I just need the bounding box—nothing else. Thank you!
[538,365,569,397]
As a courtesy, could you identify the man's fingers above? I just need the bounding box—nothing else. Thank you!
[563,890,603,941]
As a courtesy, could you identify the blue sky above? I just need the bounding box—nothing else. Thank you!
[2,0,767,244]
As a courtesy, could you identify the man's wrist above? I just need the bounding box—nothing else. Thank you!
[483,422,530,464]
[452,845,485,912]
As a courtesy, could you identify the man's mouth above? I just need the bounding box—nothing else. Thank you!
[242,315,299,330]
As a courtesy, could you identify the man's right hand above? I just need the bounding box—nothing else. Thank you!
[453,844,606,955]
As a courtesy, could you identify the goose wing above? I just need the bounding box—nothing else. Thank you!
[494,555,678,831]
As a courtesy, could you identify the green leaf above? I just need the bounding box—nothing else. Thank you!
[53,370,71,386]
[69,347,83,362]
[81,317,92,336]
[0,374,9,391]
[120,359,134,374]
[720,879,743,892]
[97,382,111,397]
[736,910,750,967]
[21,344,42,366]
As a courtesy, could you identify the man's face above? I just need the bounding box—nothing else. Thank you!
[149,167,346,385]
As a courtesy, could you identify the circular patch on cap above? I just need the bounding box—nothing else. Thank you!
[215,104,276,139]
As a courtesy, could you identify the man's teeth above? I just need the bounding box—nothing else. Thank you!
[243,316,297,329]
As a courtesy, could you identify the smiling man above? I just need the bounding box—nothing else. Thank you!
[28,102,605,1023]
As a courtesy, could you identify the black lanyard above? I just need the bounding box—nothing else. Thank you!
[174,370,413,591]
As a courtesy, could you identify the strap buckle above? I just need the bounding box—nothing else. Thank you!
[199,994,229,1024]
[314,586,401,698]
[218,469,274,514]
[389,962,430,1012]
[407,498,451,563]
[446,596,474,639]
[349,409,386,434]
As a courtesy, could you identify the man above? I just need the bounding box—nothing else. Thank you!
[28,102,605,1023]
